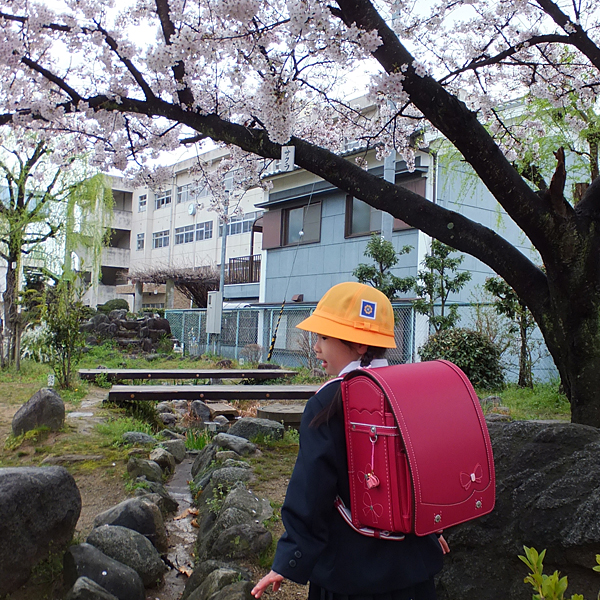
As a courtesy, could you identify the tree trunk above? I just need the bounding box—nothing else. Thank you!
[517,311,533,389]
[2,257,18,366]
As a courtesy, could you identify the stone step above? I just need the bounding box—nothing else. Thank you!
[256,403,306,428]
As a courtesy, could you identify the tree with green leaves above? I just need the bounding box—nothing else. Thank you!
[0,133,112,367]
[485,276,537,389]
[42,276,87,390]
[412,240,472,334]
[353,234,414,300]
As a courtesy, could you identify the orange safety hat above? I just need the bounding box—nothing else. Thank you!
[296,282,396,348]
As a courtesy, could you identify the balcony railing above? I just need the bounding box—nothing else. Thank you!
[224,255,261,285]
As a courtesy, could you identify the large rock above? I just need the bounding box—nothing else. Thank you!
[87,524,167,587]
[0,466,81,595]
[65,576,120,600]
[63,543,145,600]
[228,417,284,441]
[133,480,179,514]
[210,523,272,559]
[191,400,212,422]
[159,439,187,463]
[186,568,248,600]
[191,443,218,479]
[92,497,168,553]
[127,456,163,483]
[122,431,156,445]
[213,433,257,456]
[11,388,65,435]
[149,447,176,474]
[182,560,251,600]
[437,421,600,600]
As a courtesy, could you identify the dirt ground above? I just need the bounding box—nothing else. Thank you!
[0,387,308,600]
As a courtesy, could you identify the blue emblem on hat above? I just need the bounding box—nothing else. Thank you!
[360,300,377,320]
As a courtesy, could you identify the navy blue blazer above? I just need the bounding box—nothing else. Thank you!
[272,380,444,595]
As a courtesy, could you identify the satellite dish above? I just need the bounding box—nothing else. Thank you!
[188,203,197,215]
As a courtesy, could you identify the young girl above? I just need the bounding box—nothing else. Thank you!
[252,282,448,600]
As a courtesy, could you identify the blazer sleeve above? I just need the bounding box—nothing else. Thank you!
[271,382,341,584]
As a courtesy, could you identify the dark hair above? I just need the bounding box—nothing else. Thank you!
[309,345,386,428]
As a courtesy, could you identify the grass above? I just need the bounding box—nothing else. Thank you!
[185,428,212,450]
[494,381,571,421]
[95,416,155,446]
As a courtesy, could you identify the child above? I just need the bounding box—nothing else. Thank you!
[252,282,448,600]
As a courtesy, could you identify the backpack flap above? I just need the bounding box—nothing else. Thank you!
[363,360,495,536]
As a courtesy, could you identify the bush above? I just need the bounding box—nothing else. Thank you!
[419,327,504,389]
[97,298,129,313]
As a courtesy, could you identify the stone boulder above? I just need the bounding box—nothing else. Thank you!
[127,456,163,483]
[92,497,168,553]
[87,524,167,587]
[63,543,145,600]
[182,560,251,600]
[191,444,218,479]
[149,447,176,474]
[191,400,212,422]
[210,523,272,559]
[437,421,600,600]
[0,466,81,595]
[11,388,65,435]
[122,431,156,445]
[133,480,179,514]
[186,568,251,600]
[213,433,257,456]
[65,576,120,600]
[159,439,187,463]
[228,417,284,441]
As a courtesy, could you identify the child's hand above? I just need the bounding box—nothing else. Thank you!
[252,570,285,598]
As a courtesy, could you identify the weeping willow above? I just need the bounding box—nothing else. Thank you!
[0,133,114,367]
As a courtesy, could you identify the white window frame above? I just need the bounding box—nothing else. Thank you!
[175,224,195,244]
[196,221,213,240]
[138,194,147,212]
[136,232,145,250]
[152,230,169,249]
[155,190,172,210]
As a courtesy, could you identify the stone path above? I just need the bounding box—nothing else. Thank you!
[65,388,198,600]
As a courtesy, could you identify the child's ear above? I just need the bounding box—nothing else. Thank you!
[355,344,368,356]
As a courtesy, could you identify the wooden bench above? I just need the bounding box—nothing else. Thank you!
[108,384,319,404]
[79,368,296,382]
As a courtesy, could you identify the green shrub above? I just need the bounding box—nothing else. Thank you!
[419,327,504,389]
[97,298,129,313]
[519,545,600,599]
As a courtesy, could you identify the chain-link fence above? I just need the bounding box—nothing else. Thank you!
[166,301,559,381]
[166,303,417,367]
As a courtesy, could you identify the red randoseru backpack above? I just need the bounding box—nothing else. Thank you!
[335,360,495,539]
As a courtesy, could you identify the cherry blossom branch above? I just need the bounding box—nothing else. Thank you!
[440,35,569,83]
[534,0,600,71]
[154,0,195,108]
[95,24,156,101]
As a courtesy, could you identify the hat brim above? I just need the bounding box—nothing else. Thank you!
[296,313,397,349]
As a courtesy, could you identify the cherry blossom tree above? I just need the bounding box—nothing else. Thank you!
[0,0,599,423]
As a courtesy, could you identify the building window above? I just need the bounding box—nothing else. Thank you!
[197,184,209,198]
[177,183,193,204]
[155,190,172,210]
[136,233,144,250]
[283,203,321,245]
[138,194,147,212]
[196,221,213,240]
[345,196,382,237]
[219,210,263,237]
[152,230,169,249]
[175,224,195,244]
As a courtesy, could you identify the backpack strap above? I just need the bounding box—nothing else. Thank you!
[334,497,405,541]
